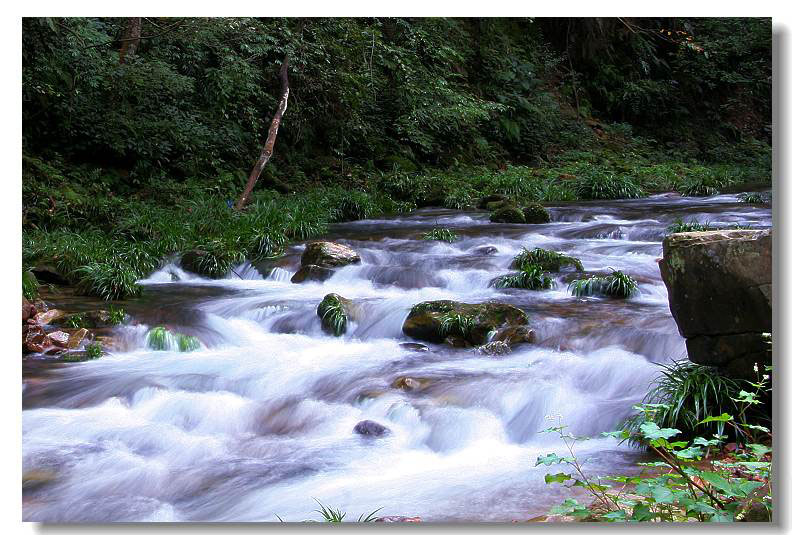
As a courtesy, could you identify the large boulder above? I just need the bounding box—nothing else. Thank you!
[301,241,361,268]
[523,203,551,224]
[402,300,530,347]
[659,229,771,377]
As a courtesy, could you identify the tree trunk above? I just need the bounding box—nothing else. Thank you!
[235,56,290,210]
[119,17,142,64]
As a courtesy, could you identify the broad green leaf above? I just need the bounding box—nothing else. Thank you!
[640,421,681,440]
[698,413,732,425]
[544,472,573,484]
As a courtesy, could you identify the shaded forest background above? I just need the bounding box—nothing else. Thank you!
[21,17,772,299]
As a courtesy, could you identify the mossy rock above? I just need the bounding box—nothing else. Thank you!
[51,310,114,329]
[477,194,509,209]
[317,293,352,336]
[181,250,224,279]
[291,264,336,283]
[490,205,526,224]
[147,326,201,352]
[485,200,510,211]
[523,203,551,223]
[402,300,530,347]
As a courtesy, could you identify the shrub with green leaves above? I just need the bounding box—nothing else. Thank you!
[493,265,554,290]
[539,367,772,522]
[421,227,459,243]
[512,247,583,272]
[568,269,638,298]
[108,305,126,326]
[84,341,103,360]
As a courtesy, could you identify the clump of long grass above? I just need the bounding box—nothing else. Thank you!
[739,192,768,204]
[438,312,475,338]
[568,269,638,298]
[23,270,39,300]
[622,360,747,442]
[317,294,348,336]
[493,265,554,290]
[422,227,458,242]
[666,218,714,234]
[574,170,645,200]
[512,247,583,272]
[84,341,103,359]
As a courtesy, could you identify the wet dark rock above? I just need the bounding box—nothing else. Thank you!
[30,265,69,286]
[291,265,335,283]
[659,229,771,378]
[492,325,536,346]
[353,420,389,437]
[523,203,551,224]
[301,241,361,268]
[66,328,90,349]
[399,342,429,352]
[444,335,469,348]
[47,331,70,348]
[490,205,525,224]
[472,245,498,256]
[477,194,509,209]
[23,324,51,354]
[33,309,67,326]
[180,249,223,279]
[392,377,422,391]
[22,297,36,322]
[402,300,530,347]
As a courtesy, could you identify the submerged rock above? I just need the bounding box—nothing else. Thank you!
[291,264,335,284]
[476,340,512,356]
[659,229,771,378]
[301,241,361,268]
[353,420,389,437]
[402,300,530,347]
[490,205,525,224]
[399,342,429,352]
[392,377,422,391]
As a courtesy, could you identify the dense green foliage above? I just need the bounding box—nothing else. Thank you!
[22,17,771,299]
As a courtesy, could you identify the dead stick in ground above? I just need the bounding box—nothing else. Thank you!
[235,55,290,210]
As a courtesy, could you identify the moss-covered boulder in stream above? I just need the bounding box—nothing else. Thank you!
[147,326,201,352]
[402,300,531,347]
[317,293,352,336]
[523,203,551,223]
[490,205,526,224]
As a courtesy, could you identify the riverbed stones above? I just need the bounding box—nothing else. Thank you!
[66,328,90,349]
[402,300,530,347]
[33,309,67,326]
[301,241,361,268]
[353,420,389,437]
[51,310,114,329]
[291,265,335,283]
[658,229,771,378]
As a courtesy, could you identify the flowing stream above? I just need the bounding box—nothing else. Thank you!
[22,192,771,522]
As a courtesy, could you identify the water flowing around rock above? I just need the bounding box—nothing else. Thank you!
[22,193,771,522]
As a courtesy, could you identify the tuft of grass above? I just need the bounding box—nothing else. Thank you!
[622,360,748,443]
[74,262,143,301]
[422,227,458,243]
[568,269,638,298]
[65,313,87,329]
[176,333,201,352]
[23,270,39,300]
[108,305,126,326]
[574,171,645,200]
[512,247,583,272]
[318,294,348,337]
[438,312,475,338]
[147,326,170,351]
[314,499,346,522]
[494,264,554,290]
[666,218,713,234]
[739,192,767,204]
[84,341,103,359]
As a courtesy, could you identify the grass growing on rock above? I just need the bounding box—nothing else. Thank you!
[493,265,554,290]
[512,247,583,272]
[438,312,475,339]
[568,269,638,298]
[666,219,714,234]
[317,294,348,336]
[739,192,768,204]
[421,227,459,243]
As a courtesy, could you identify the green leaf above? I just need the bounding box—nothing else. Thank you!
[640,422,681,440]
[601,510,626,521]
[544,472,573,484]
[698,472,734,494]
[536,453,573,466]
[698,413,733,425]
[652,486,675,504]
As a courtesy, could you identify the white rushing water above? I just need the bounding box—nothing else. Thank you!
[22,193,771,522]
